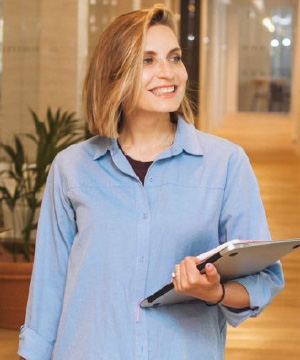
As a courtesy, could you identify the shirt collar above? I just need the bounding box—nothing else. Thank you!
[92,116,204,161]
[92,136,113,160]
[173,116,204,156]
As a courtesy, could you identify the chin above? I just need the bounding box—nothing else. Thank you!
[156,105,182,113]
[136,98,183,115]
[150,100,183,113]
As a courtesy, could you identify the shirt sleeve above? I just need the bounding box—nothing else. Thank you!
[218,146,284,327]
[18,153,76,360]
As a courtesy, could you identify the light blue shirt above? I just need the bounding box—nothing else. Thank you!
[18,117,284,360]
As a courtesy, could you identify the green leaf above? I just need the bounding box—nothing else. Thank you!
[0,106,85,246]
[30,108,47,140]
[14,136,25,177]
[25,133,38,144]
[0,185,12,200]
[0,169,20,181]
[0,143,16,162]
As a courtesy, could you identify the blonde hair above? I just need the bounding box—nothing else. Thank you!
[83,4,195,138]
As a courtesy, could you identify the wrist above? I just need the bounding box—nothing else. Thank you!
[212,284,224,303]
[204,283,226,306]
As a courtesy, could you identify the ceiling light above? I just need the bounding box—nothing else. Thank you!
[271,39,279,47]
[263,17,275,32]
[282,38,291,47]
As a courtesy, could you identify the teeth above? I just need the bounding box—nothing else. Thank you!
[152,86,175,95]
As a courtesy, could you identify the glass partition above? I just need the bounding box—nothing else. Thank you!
[203,0,298,131]
[237,1,296,112]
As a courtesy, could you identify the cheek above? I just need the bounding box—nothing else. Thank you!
[177,69,188,97]
[141,69,152,89]
[179,66,188,84]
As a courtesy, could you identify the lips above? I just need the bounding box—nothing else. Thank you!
[150,85,177,96]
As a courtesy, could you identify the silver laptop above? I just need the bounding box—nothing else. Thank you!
[140,238,300,308]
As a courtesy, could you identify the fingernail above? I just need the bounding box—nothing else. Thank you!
[206,263,212,268]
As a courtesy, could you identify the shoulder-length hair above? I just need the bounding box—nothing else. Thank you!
[83,4,195,138]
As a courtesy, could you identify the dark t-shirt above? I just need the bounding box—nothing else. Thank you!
[117,141,152,185]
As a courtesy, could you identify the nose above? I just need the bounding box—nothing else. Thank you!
[156,60,174,80]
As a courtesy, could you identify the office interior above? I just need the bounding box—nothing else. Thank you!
[0,0,299,359]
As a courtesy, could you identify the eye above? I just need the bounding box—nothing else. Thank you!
[170,55,182,63]
[143,57,153,65]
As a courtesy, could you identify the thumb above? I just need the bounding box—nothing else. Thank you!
[205,263,220,284]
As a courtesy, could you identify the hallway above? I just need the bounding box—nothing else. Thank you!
[1,113,300,359]
[216,113,300,360]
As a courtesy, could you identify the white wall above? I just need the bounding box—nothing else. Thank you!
[0,0,40,150]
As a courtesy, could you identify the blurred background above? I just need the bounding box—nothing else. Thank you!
[0,0,299,150]
[0,1,299,359]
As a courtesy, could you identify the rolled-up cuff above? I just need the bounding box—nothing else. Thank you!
[220,263,284,327]
[18,325,54,360]
[220,304,261,327]
[233,270,283,312]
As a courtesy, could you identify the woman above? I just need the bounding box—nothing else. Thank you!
[18,5,284,360]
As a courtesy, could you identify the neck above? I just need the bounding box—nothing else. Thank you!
[120,111,174,144]
[118,111,176,161]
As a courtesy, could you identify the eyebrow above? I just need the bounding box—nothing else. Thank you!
[143,47,182,56]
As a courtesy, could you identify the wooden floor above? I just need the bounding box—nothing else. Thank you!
[1,112,300,359]
[216,113,300,360]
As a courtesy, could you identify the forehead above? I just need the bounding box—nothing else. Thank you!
[144,25,179,52]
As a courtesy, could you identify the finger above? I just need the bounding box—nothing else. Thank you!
[194,257,203,265]
[205,263,221,284]
[184,257,205,285]
[173,264,181,292]
[184,256,202,266]
[179,261,188,289]
[173,274,179,291]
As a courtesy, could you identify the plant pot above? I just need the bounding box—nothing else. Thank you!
[0,240,35,262]
[0,262,33,330]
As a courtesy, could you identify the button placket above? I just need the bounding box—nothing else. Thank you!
[134,184,150,360]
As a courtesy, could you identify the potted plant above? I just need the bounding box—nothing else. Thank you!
[0,107,84,329]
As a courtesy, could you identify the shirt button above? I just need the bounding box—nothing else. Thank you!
[140,256,145,263]
[143,213,148,219]
[149,177,153,182]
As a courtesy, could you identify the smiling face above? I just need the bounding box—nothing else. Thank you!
[128,25,188,118]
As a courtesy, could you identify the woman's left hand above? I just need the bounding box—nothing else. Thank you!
[173,256,224,303]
